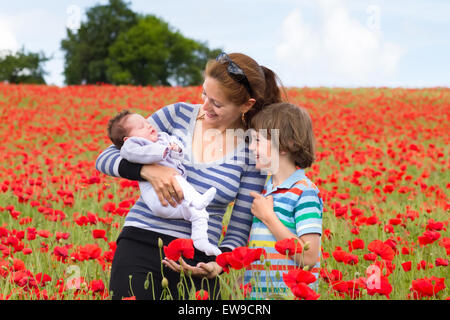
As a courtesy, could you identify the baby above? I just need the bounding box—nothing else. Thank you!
[107,110,221,256]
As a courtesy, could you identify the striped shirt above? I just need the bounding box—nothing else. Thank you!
[96,102,267,250]
[244,168,323,299]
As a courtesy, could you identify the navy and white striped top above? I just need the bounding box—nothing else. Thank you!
[96,102,267,250]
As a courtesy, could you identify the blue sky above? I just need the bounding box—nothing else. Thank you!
[0,0,449,87]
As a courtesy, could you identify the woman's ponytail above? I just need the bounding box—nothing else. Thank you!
[260,66,282,106]
[261,66,288,107]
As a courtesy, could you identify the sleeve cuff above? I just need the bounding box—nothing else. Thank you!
[218,246,233,253]
[118,159,145,181]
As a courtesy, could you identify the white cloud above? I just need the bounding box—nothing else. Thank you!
[0,19,18,53]
[0,10,67,85]
[276,0,406,86]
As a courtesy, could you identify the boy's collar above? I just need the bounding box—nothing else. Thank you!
[266,167,306,193]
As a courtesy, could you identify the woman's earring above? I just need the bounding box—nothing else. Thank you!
[241,112,246,125]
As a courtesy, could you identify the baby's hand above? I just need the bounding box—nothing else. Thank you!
[169,142,181,152]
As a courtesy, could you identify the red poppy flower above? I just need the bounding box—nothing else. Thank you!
[240,283,252,298]
[275,238,303,256]
[37,229,51,238]
[89,279,105,293]
[348,238,365,251]
[195,289,209,300]
[401,261,412,272]
[283,269,319,300]
[319,268,343,283]
[76,243,102,261]
[329,280,348,298]
[35,272,52,286]
[215,247,266,273]
[283,269,317,286]
[435,258,448,267]
[366,275,393,299]
[388,218,402,225]
[418,230,441,246]
[216,252,233,273]
[410,276,446,299]
[416,260,433,270]
[13,270,37,289]
[163,238,195,261]
[290,282,320,300]
[53,246,69,262]
[439,237,450,255]
[367,240,395,261]
[426,219,444,231]
[332,248,358,265]
[382,184,395,193]
[12,258,25,271]
[345,278,366,299]
[55,232,70,241]
[92,229,107,241]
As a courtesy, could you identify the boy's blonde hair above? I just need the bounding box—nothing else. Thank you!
[250,102,316,169]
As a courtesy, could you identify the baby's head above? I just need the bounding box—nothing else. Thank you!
[249,102,316,170]
[107,110,158,148]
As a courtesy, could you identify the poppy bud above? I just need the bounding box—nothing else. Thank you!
[303,265,310,271]
[161,277,169,288]
[260,253,265,263]
[158,238,163,249]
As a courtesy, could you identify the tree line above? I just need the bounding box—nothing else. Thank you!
[0,0,221,86]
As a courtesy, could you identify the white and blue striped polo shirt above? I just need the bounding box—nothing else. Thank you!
[244,168,323,299]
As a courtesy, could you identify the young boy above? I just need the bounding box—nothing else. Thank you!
[244,102,323,299]
[107,110,221,256]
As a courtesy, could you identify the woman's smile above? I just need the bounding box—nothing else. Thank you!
[205,111,218,119]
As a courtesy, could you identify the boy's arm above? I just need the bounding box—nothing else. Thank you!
[249,191,322,269]
[120,137,169,164]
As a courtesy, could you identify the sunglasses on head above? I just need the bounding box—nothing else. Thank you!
[216,52,252,96]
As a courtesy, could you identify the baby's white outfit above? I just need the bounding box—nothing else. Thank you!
[120,134,220,256]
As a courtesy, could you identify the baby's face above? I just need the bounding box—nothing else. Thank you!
[124,114,158,142]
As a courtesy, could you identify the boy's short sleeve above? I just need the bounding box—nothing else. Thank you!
[294,188,323,237]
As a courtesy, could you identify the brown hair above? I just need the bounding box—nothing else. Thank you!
[250,102,316,168]
[107,110,132,148]
[204,52,287,129]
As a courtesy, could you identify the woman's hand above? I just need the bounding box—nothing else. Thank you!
[140,164,183,207]
[249,192,276,224]
[162,258,222,279]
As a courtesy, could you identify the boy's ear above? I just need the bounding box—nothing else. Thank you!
[123,136,129,142]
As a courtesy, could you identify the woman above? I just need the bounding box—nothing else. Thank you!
[96,52,284,300]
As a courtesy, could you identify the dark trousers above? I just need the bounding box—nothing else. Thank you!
[109,226,220,300]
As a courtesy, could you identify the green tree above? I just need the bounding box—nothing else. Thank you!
[106,15,221,86]
[61,0,137,84]
[0,48,49,84]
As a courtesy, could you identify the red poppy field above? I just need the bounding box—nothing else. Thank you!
[0,83,448,300]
